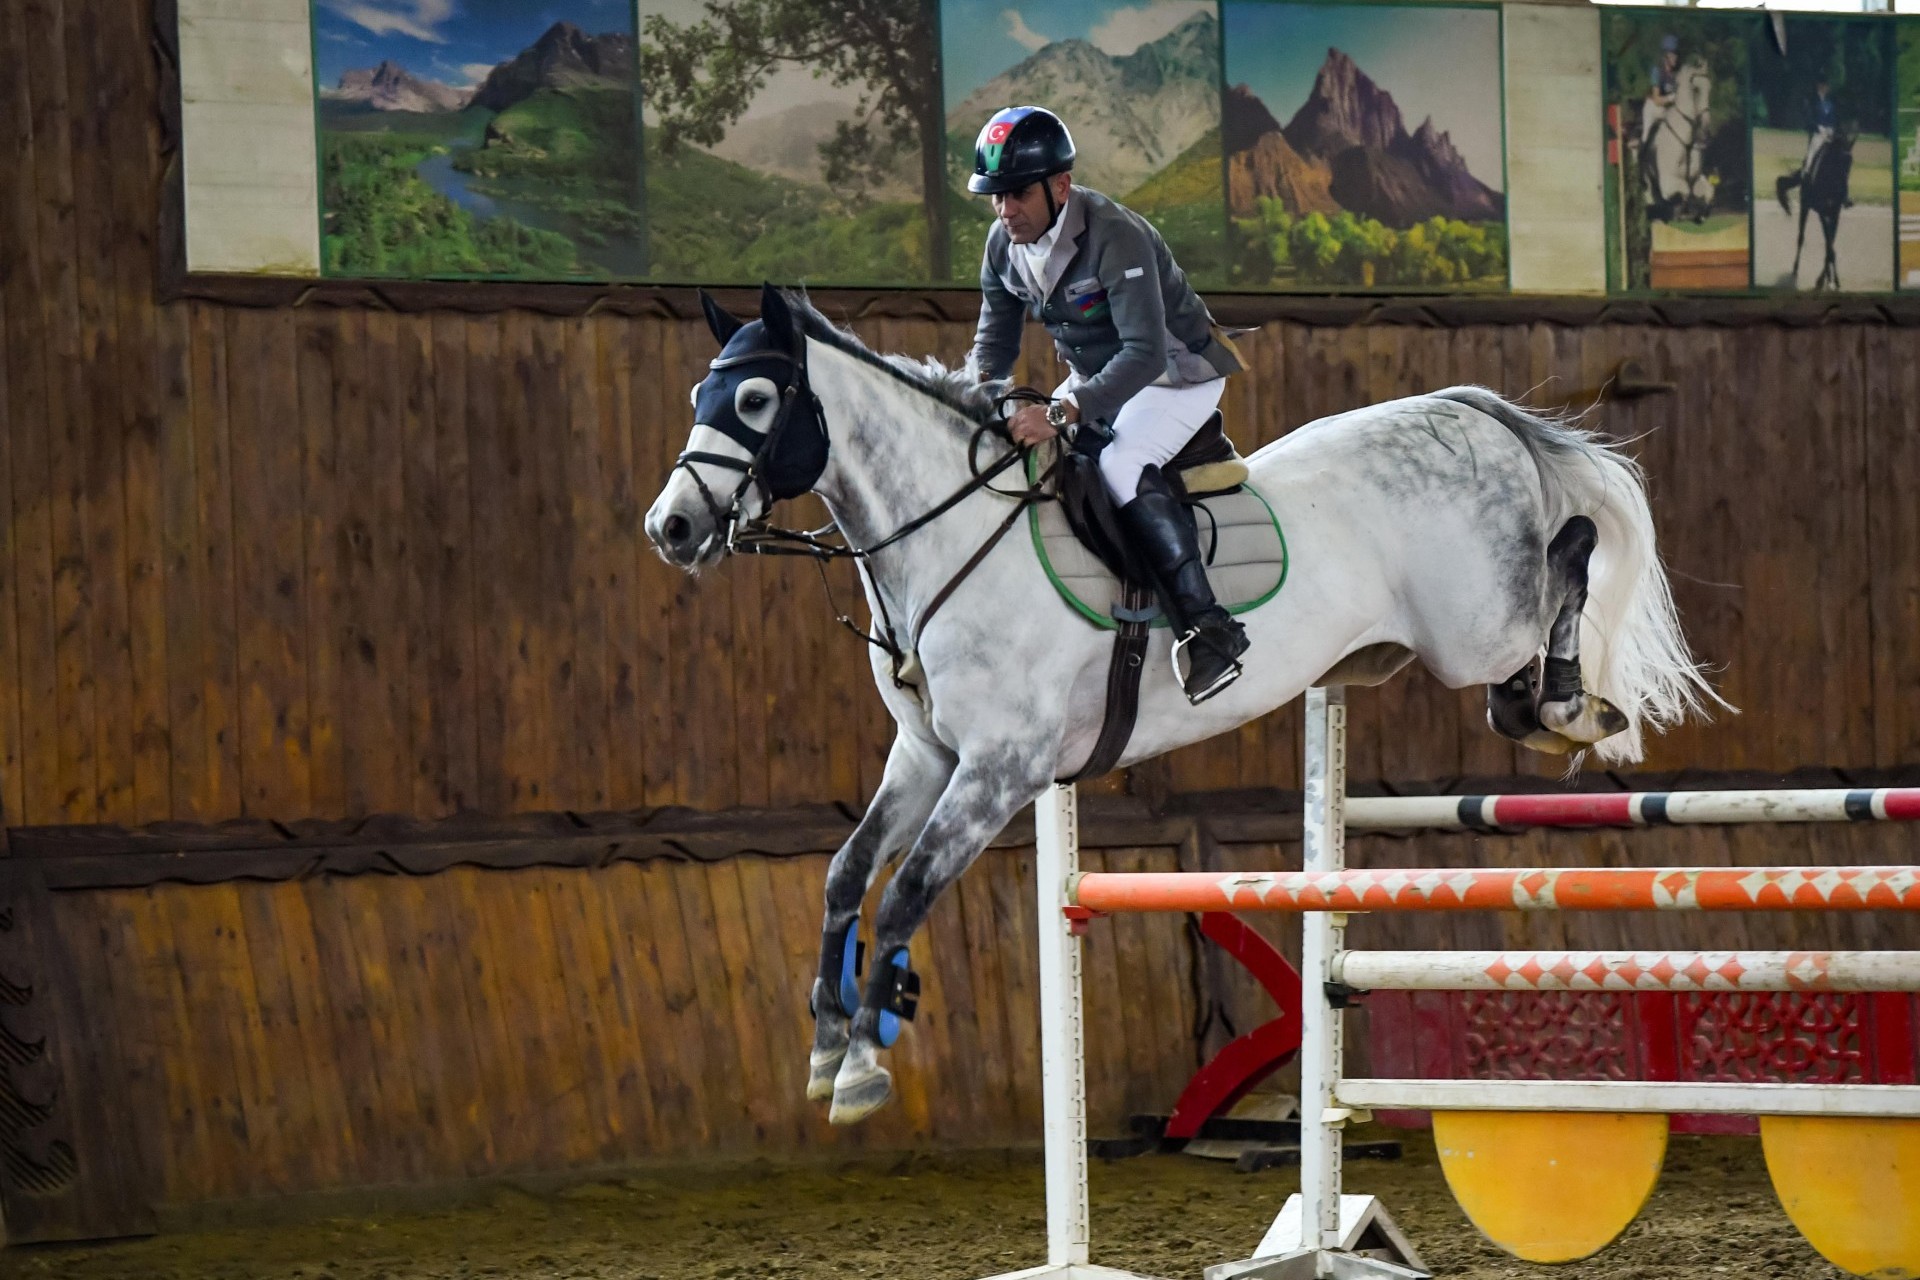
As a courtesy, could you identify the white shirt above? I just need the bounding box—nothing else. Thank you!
[1011,196,1074,302]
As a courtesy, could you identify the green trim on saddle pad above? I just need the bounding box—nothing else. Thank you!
[1026,454,1289,632]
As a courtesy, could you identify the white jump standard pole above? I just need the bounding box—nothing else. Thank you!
[981,783,1166,1280]
[1206,688,1428,1280]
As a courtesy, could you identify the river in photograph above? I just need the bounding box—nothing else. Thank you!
[417,148,647,278]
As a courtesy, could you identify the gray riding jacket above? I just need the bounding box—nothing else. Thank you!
[970,184,1243,427]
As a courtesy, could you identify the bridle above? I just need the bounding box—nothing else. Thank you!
[671,330,1056,688]
[671,330,827,554]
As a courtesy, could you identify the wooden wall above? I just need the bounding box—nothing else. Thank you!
[5,0,1920,1241]
[28,845,1197,1216]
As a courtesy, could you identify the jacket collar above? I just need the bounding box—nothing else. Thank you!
[1011,189,1088,301]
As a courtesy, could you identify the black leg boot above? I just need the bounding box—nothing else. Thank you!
[1120,467,1250,704]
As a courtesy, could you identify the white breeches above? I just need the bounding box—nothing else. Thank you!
[1804,126,1833,173]
[1641,99,1665,146]
[1056,375,1227,503]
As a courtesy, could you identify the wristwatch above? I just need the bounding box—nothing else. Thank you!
[1045,400,1071,430]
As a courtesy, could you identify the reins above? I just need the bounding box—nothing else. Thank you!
[678,342,1060,690]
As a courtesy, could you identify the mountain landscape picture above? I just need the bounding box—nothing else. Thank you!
[940,0,1225,285]
[313,0,645,279]
[1222,1,1507,291]
[637,0,946,283]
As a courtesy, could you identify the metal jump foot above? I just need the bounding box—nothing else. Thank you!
[982,1265,1171,1279]
[1204,1251,1429,1280]
[1203,1194,1428,1280]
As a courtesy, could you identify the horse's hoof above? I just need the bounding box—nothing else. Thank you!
[828,1061,894,1126]
[1520,728,1577,755]
[1540,694,1629,744]
[806,1046,845,1104]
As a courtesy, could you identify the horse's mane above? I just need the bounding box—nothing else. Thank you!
[787,292,1006,430]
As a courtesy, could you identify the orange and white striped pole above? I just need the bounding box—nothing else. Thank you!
[1069,865,1920,915]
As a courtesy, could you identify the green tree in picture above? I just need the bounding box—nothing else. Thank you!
[641,0,950,278]
[1232,200,1504,289]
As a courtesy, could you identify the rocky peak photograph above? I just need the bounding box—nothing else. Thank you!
[1221,0,1507,291]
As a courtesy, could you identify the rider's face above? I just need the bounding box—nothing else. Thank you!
[990,173,1071,245]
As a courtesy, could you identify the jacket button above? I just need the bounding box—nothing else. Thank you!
[1072,345,1083,353]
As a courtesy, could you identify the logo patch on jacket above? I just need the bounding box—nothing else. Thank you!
[1065,276,1109,321]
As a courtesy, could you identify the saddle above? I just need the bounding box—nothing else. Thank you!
[1041,412,1281,782]
[1053,411,1251,587]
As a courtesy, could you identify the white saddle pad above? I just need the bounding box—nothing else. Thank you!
[1029,472,1288,630]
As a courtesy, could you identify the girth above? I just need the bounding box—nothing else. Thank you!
[1059,578,1156,784]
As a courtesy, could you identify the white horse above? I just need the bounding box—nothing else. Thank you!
[644,287,1719,1125]
[1642,56,1716,223]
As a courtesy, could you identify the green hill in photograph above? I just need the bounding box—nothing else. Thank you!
[644,130,928,283]
[1124,128,1226,283]
[320,86,645,278]
[453,88,644,266]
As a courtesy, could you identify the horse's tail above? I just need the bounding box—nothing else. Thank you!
[1430,386,1729,763]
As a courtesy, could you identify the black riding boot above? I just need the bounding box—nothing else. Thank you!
[1119,467,1250,705]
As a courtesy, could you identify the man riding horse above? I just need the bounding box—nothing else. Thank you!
[1640,34,1681,153]
[966,105,1251,705]
[1778,74,1846,214]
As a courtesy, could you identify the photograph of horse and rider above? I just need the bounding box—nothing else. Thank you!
[1897,24,1920,287]
[1751,17,1894,294]
[1605,12,1750,293]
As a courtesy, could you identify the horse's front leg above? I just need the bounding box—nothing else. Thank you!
[828,741,1054,1125]
[1793,197,1811,280]
[806,731,955,1103]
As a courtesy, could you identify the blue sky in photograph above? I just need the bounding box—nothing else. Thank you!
[314,0,631,91]
[1224,1,1503,190]
[941,0,1215,112]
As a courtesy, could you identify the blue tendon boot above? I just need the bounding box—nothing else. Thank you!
[806,918,864,1103]
[829,948,920,1126]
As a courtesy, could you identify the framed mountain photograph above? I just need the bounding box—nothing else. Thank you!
[939,0,1226,286]
[313,0,645,280]
[1221,0,1507,293]
[636,0,948,284]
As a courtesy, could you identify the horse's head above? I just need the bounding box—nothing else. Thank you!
[644,284,829,569]
[1677,56,1712,117]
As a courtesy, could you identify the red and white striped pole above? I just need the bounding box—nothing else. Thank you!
[1345,787,1920,832]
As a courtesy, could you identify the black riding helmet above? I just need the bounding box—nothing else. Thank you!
[968,106,1076,195]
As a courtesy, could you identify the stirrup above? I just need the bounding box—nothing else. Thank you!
[1172,627,1245,706]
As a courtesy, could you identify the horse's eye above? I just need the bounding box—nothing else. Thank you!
[742,393,769,411]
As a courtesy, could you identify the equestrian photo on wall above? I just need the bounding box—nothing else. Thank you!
[1603,9,1753,292]
[1750,16,1895,294]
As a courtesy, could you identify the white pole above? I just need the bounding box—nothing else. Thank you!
[1298,686,1347,1253]
[1034,783,1091,1269]
[1334,949,1920,994]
